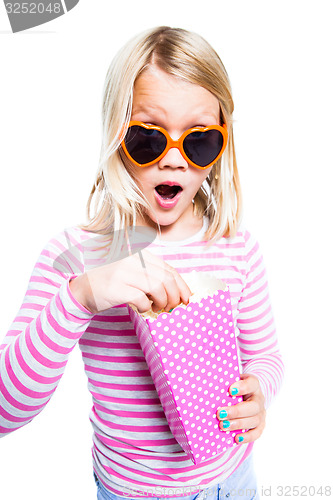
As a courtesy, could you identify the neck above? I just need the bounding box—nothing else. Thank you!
[137,210,204,242]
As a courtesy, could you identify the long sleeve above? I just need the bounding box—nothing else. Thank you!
[236,230,284,408]
[0,228,93,437]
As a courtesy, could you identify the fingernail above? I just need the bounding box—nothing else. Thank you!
[238,435,244,443]
[219,410,228,419]
[222,420,230,429]
[231,387,239,396]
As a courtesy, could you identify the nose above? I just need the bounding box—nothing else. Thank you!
[158,146,188,170]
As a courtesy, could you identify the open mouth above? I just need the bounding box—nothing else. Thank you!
[154,184,183,199]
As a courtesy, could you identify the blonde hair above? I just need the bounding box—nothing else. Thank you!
[79,26,242,244]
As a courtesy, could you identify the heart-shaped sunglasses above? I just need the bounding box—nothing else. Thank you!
[121,121,228,170]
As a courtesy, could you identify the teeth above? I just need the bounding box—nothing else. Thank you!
[155,185,182,199]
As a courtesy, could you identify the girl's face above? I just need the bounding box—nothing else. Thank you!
[129,65,220,239]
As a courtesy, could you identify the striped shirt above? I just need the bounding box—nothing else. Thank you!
[0,217,284,496]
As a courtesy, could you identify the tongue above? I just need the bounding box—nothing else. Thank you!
[155,185,181,199]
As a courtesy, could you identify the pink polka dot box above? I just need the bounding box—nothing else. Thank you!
[128,271,245,465]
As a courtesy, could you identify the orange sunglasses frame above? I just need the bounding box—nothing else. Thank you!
[121,121,228,170]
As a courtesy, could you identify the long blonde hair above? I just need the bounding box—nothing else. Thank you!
[79,26,242,244]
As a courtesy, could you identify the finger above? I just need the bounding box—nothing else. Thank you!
[141,263,190,312]
[138,267,181,312]
[165,266,192,305]
[146,283,169,312]
[136,249,171,271]
[121,256,171,304]
[216,400,261,421]
[126,279,178,314]
[139,251,192,305]
[160,271,182,312]
[229,374,259,398]
[234,419,266,444]
[131,252,188,309]
[126,287,155,313]
[218,414,261,433]
[129,266,182,313]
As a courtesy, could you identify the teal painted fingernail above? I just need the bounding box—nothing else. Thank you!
[238,435,244,443]
[222,420,230,429]
[219,410,228,419]
[231,387,239,396]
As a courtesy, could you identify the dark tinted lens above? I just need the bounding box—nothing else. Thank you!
[183,129,224,167]
[124,126,167,165]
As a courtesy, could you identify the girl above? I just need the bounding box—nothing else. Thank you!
[0,26,284,499]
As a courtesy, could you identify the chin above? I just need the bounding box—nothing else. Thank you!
[144,208,181,229]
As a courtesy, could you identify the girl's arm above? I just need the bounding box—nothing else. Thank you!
[0,227,191,437]
[236,229,284,409]
[216,229,284,443]
[0,228,94,437]
[216,232,284,443]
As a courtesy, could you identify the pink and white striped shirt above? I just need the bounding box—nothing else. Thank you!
[0,217,284,496]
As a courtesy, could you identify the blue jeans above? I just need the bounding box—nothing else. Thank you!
[94,454,259,500]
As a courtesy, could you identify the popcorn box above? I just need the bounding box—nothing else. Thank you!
[128,271,244,465]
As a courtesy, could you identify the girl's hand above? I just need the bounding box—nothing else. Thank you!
[216,373,266,444]
[69,249,192,315]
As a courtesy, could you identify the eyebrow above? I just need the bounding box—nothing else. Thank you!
[131,101,167,119]
[131,106,220,126]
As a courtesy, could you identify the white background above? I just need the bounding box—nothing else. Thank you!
[1,1,332,499]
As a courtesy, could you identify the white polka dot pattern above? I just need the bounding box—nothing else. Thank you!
[128,286,244,465]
